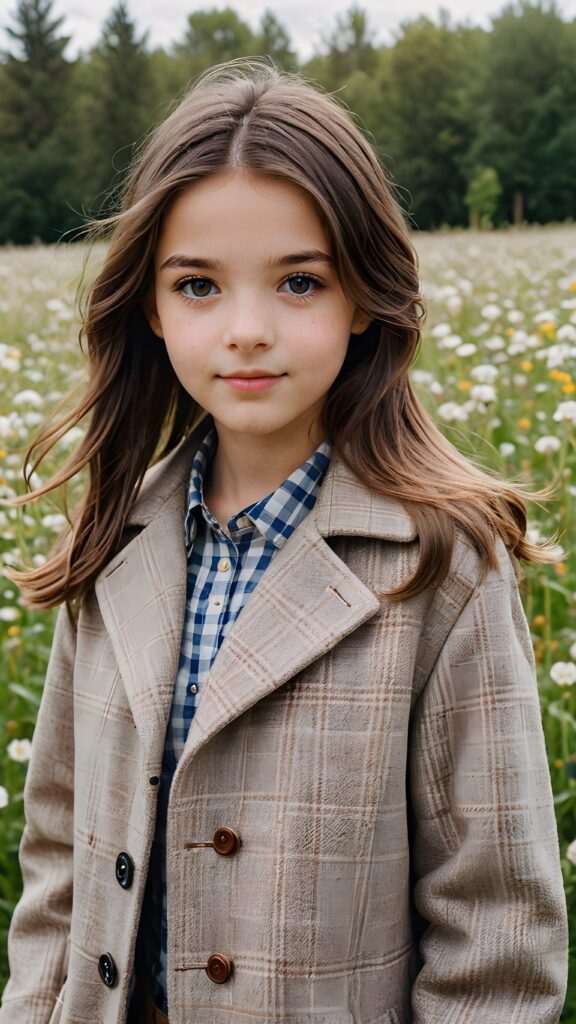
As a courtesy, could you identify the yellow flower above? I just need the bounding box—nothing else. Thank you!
[457,380,472,391]
[520,360,533,372]
[539,321,556,337]
[518,417,531,430]
[551,639,559,650]
[532,615,546,627]
[506,327,515,337]
[569,281,576,292]
[555,563,566,576]
[549,369,571,383]
[0,448,6,459]
[554,758,565,768]
[7,625,20,638]
[562,382,576,395]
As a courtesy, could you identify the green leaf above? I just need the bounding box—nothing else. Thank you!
[540,579,573,601]
[554,790,576,805]
[547,703,576,733]
[7,683,41,707]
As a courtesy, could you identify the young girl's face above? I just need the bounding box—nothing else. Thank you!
[147,170,369,450]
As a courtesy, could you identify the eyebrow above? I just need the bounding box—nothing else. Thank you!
[159,249,334,272]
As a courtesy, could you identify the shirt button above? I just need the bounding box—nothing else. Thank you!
[217,557,231,572]
[189,683,198,695]
[209,596,223,609]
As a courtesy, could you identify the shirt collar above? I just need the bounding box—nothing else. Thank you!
[185,427,332,553]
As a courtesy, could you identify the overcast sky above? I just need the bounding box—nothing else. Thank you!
[2,0,576,60]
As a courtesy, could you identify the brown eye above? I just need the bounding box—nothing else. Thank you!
[287,273,312,295]
[181,277,215,298]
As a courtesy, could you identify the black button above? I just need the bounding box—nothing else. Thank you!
[98,952,117,987]
[149,776,160,785]
[115,852,134,889]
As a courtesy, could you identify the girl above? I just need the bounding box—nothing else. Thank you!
[0,59,569,1024]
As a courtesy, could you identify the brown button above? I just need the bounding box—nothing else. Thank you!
[212,827,240,856]
[206,953,232,983]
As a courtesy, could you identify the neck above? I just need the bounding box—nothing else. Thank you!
[203,418,325,522]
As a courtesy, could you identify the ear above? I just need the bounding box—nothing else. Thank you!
[350,309,372,335]
[143,289,163,339]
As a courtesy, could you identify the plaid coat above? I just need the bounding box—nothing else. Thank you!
[1,417,569,1024]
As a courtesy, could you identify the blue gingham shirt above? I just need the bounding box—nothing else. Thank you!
[137,426,332,1013]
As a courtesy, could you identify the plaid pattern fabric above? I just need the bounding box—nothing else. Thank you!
[137,427,332,1013]
[3,418,568,1023]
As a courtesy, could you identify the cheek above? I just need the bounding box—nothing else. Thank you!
[303,314,351,365]
[160,313,209,367]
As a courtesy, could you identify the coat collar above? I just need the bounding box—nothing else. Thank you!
[94,416,417,776]
[126,414,417,543]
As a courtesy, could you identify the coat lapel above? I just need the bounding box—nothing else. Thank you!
[94,509,187,770]
[178,511,381,768]
[94,418,417,770]
[94,425,200,769]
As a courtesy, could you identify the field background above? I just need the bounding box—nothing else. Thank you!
[0,225,575,1014]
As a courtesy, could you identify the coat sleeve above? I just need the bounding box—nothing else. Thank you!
[0,604,77,1024]
[408,539,569,1024]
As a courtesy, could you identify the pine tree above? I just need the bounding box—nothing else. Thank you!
[85,1,154,199]
[1,0,71,146]
[0,0,80,243]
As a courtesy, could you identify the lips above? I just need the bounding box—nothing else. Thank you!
[219,373,284,392]
[219,372,284,379]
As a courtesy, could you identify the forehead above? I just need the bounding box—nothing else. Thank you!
[156,170,330,260]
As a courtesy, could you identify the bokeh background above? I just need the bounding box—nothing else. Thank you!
[0,0,575,1016]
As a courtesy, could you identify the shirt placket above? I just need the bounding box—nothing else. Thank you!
[199,509,240,658]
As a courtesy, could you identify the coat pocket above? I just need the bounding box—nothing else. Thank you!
[48,980,67,1024]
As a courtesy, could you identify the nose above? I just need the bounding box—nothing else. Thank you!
[222,295,274,352]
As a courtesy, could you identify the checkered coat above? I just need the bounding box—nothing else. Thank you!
[0,417,569,1023]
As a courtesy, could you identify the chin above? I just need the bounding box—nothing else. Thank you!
[215,409,278,426]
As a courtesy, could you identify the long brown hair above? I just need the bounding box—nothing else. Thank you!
[8,58,560,610]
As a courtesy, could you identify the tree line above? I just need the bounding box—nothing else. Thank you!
[1,0,575,244]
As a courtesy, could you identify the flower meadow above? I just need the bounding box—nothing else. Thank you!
[0,227,575,1009]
